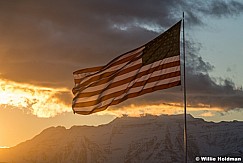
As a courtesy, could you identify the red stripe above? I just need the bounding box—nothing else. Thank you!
[73,81,181,114]
[74,70,180,100]
[73,72,180,107]
[72,56,142,94]
[73,66,103,75]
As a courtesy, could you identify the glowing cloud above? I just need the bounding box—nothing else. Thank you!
[0,78,225,118]
[104,103,223,117]
[199,112,214,117]
[0,79,72,118]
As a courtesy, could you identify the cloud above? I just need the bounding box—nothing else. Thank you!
[0,0,243,116]
[199,111,214,117]
[200,0,243,18]
[1,1,243,87]
[0,79,72,117]
[104,103,222,117]
[185,41,243,111]
[181,1,243,26]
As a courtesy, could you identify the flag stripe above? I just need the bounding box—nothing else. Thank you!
[103,46,145,69]
[74,55,140,80]
[73,75,180,108]
[73,54,143,89]
[74,65,180,100]
[74,70,180,103]
[74,81,180,115]
[73,56,142,86]
[73,77,180,110]
[72,57,142,94]
[73,55,180,108]
[73,66,103,76]
[73,61,142,84]
[73,47,144,80]
[75,55,179,85]
[73,55,180,94]
[82,60,180,93]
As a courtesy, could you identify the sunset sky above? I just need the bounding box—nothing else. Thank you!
[1,0,243,148]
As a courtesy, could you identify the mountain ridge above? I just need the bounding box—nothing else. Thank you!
[1,114,243,163]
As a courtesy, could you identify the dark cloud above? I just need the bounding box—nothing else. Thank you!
[200,0,243,18]
[185,41,243,111]
[113,39,243,112]
[182,1,243,26]
[0,0,243,112]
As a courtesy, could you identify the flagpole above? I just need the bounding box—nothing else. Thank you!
[183,12,188,163]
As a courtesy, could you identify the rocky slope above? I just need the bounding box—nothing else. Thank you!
[0,114,242,163]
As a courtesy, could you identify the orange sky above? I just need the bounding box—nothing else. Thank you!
[1,78,242,147]
[1,0,243,148]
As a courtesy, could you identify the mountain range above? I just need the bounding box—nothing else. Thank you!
[0,114,242,163]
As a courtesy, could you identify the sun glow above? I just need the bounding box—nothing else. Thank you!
[0,79,72,118]
[104,103,223,117]
[0,78,224,118]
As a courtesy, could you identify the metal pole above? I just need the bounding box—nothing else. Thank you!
[183,12,187,163]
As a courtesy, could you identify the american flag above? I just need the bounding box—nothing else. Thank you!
[72,20,181,115]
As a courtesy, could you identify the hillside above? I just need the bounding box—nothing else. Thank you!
[0,114,243,163]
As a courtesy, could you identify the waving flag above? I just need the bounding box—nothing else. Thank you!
[72,20,182,115]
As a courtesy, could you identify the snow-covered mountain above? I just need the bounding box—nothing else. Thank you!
[0,114,242,163]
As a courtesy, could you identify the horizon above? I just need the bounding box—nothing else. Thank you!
[2,112,243,148]
[1,0,243,148]
[1,113,243,163]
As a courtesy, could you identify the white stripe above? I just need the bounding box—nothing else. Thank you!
[112,46,145,63]
[79,58,141,91]
[74,70,99,80]
[73,47,144,80]
[76,56,180,92]
[73,76,181,111]
[74,61,129,80]
[74,65,180,102]
[74,54,142,83]
[81,64,180,95]
[73,47,144,79]
[74,55,180,90]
